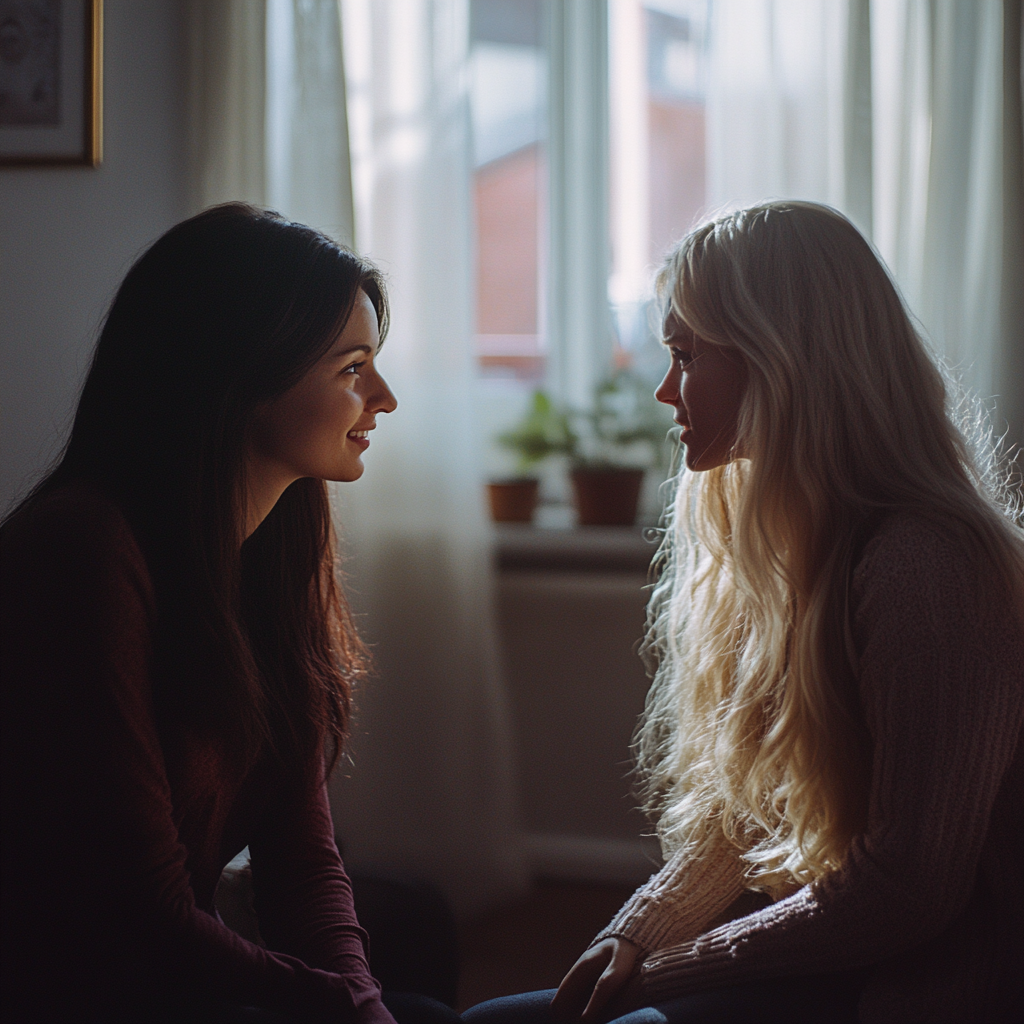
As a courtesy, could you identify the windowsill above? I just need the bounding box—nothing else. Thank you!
[493,510,661,574]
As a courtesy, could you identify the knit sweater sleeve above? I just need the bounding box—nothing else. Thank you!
[590,829,747,953]
[0,487,394,1024]
[638,517,1024,1005]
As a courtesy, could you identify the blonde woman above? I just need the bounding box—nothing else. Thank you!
[464,202,1024,1024]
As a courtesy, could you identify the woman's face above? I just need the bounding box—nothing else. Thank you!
[250,290,398,488]
[656,311,747,471]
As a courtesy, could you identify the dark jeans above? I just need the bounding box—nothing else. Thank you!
[461,972,863,1024]
[152,991,462,1022]
[385,991,464,1023]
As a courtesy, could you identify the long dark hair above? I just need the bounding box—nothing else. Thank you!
[13,203,388,778]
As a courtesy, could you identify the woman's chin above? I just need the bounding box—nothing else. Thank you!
[685,444,743,473]
[325,461,366,484]
[684,448,714,472]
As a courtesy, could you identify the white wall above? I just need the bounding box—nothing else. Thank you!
[0,0,190,514]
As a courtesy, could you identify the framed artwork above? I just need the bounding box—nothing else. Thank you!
[0,0,102,166]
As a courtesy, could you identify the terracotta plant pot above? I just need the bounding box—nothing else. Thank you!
[487,478,540,523]
[571,467,645,526]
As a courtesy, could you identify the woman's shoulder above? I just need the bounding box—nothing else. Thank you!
[1,481,154,608]
[853,510,966,581]
[851,509,1024,660]
[5,479,135,544]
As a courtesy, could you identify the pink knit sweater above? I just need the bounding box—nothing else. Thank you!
[595,514,1024,1023]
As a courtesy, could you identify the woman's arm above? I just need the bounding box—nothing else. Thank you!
[591,831,748,953]
[247,773,382,997]
[637,519,1024,1007]
[0,488,395,1023]
[549,821,748,1021]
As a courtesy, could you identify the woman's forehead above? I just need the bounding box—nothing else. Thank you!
[661,307,691,342]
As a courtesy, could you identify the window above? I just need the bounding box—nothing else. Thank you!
[471,0,547,382]
[471,0,699,489]
[610,0,710,378]
[471,1,712,387]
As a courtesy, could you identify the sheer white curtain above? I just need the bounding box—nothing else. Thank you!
[187,0,525,918]
[707,0,873,233]
[706,0,1024,445]
[264,0,354,242]
[871,0,1023,445]
[187,0,353,243]
[330,0,525,918]
[187,0,268,211]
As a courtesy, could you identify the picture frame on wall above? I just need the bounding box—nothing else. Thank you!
[0,0,103,166]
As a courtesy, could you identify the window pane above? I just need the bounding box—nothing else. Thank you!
[471,0,546,382]
[647,2,708,262]
[610,0,709,374]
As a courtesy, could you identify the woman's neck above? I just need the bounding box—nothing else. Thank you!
[240,462,298,542]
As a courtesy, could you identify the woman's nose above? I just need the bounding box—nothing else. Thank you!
[373,373,398,414]
[655,366,680,406]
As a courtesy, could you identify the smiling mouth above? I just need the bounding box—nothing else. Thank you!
[348,430,369,439]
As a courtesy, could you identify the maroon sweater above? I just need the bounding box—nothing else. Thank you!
[1,485,395,1023]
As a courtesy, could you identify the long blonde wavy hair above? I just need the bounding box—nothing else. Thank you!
[636,201,1024,895]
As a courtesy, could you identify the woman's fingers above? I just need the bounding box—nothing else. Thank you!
[591,972,645,1024]
[550,939,641,1024]
[550,943,613,1023]
[579,941,640,1023]
[579,968,627,1023]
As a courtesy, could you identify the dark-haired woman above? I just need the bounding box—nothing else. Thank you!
[1,205,456,1023]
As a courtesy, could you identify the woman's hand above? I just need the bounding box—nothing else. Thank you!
[549,937,642,1023]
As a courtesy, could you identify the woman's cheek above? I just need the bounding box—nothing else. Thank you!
[338,387,363,428]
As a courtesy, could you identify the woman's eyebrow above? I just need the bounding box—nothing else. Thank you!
[333,344,373,358]
[662,315,689,342]
[663,331,691,349]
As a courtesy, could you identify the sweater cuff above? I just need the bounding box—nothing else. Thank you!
[592,895,698,954]
[591,841,746,954]
[639,929,739,1004]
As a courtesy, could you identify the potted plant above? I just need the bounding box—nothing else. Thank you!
[488,390,576,523]
[569,371,674,526]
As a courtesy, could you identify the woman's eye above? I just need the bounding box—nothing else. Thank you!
[342,361,366,375]
[671,348,692,367]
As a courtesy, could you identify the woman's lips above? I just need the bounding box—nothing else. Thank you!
[347,429,371,449]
